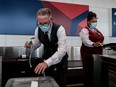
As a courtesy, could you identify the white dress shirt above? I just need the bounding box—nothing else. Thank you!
[79,27,98,47]
[32,25,67,67]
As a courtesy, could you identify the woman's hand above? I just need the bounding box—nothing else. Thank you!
[92,42,104,47]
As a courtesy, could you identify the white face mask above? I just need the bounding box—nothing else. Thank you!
[90,22,97,29]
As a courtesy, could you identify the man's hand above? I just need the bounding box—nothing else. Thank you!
[34,62,48,74]
[25,41,30,48]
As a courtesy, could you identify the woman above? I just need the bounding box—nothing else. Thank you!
[79,11,104,87]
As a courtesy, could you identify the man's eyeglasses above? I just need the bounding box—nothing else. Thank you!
[36,21,50,27]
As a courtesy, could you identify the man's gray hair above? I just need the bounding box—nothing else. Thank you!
[37,8,52,18]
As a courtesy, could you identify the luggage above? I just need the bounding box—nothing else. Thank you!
[2,57,43,87]
[5,76,59,87]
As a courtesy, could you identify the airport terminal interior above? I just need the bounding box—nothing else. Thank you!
[0,0,116,87]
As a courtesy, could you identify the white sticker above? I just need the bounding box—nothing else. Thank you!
[31,81,38,87]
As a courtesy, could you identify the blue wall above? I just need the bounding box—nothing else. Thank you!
[0,0,42,35]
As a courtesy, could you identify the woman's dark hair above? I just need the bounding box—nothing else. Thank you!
[87,11,97,21]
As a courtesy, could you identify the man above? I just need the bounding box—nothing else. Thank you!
[25,8,68,87]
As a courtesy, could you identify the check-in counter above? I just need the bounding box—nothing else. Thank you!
[93,43,116,87]
[93,54,116,87]
[0,46,83,87]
